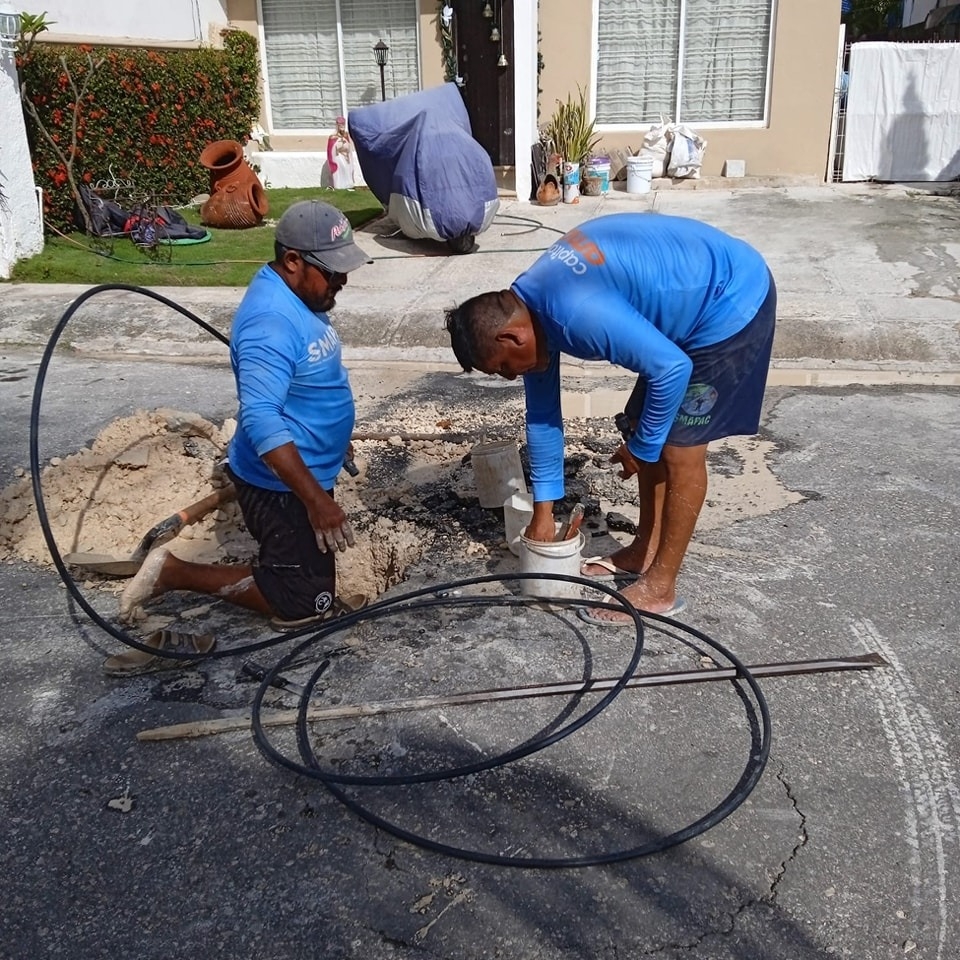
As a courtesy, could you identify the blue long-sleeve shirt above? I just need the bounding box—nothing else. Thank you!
[227,265,354,492]
[511,213,770,501]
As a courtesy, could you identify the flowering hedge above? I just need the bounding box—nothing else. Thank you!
[17,30,261,231]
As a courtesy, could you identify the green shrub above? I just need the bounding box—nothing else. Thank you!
[17,30,261,231]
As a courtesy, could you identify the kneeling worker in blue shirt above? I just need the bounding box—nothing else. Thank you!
[116,200,372,641]
[444,213,776,625]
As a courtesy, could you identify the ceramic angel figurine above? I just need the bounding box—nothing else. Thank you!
[327,116,356,190]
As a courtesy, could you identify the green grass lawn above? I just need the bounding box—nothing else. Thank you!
[9,187,385,287]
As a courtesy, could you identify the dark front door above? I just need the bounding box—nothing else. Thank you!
[453,0,515,165]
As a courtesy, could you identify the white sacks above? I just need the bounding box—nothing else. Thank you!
[636,117,708,181]
[638,116,671,179]
[666,123,707,179]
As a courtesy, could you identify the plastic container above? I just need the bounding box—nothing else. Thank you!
[562,161,580,203]
[626,155,654,195]
[519,530,586,600]
[586,156,611,193]
[503,491,534,556]
[471,440,526,508]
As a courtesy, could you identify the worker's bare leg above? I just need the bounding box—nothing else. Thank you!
[581,459,667,578]
[119,547,273,622]
[588,443,707,619]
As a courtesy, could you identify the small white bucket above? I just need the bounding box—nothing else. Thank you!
[519,530,586,600]
[503,491,534,556]
[471,440,526,508]
[626,155,653,195]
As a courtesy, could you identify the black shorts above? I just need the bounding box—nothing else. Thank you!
[225,465,336,621]
[624,272,777,448]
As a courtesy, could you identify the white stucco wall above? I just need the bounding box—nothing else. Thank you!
[21,0,229,44]
[0,54,43,278]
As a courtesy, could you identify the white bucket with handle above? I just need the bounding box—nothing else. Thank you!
[626,155,654,194]
[519,530,585,599]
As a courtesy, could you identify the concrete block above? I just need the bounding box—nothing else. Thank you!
[722,159,747,178]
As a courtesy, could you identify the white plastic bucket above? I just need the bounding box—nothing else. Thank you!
[626,155,653,195]
[519,530,586,600]
[503,491,534,556]
[562,161,580,203]
[471,440,526,509]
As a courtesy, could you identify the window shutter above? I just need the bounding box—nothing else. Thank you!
[596,0,680,124]
[595,0,772,126]
[261,0,340,128]
[340,0,420,109]
[261,0,419,130]
[681,0,771,122]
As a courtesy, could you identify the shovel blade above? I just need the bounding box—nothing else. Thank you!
[62,553,142,577]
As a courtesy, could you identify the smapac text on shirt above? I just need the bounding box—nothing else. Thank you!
[307,326,341,362]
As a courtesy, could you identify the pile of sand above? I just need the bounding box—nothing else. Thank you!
[0,408,429,600]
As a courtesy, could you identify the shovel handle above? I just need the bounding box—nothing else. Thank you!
[136,484,237,555]
[562,503,585,541]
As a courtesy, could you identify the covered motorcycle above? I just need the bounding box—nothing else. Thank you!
[348,84,499,253]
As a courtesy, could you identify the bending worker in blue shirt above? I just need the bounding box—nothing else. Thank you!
[445,213,776,625]
[114,200,372,652]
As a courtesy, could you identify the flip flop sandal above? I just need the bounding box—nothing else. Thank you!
[102,629,216,677]
[576,596,688,628]
[579,556,640,582]
[270,593,369,632]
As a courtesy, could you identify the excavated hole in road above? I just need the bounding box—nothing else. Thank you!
[0,406,802,608]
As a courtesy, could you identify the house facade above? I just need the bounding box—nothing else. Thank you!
[28,0,842,202]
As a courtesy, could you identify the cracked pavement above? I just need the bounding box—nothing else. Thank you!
[0,351,957,959]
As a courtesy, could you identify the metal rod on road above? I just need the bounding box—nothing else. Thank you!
[137,653,888,742]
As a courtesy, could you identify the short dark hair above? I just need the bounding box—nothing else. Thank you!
[273,239,288,262]
[444,291,514,372]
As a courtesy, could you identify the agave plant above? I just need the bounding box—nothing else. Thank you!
[542,86,601,169]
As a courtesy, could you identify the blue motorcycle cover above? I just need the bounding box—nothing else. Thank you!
[348,84,499,244]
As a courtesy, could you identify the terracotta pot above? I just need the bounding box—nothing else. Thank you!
[536,173,561,206]
[580,175,602,197]
[199,140,269,229]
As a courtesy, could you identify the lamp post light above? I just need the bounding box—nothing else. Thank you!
[0,1,22,60]
[373,39,389,102]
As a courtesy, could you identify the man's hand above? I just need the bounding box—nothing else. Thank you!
[261,442,356,553]
[610,443,641,481]
[524,499,557,542]
[309,497,356,553]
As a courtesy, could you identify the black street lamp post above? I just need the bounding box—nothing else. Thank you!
[373,40,389,101]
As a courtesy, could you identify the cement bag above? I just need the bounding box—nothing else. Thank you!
[666,123,707,179]
[639,116,671,179]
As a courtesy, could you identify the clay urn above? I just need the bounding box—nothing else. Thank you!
[199,140,269,229]
[536,173,561,206]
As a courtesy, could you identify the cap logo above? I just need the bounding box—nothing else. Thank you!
[330,217,350,242]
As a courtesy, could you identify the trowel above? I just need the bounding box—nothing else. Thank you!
[63,484,237,577]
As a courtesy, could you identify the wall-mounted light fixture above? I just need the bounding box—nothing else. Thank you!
[0,1,21,59]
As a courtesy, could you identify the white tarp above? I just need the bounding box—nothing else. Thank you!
[842,42,960,182]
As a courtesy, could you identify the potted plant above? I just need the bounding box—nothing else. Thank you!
[542,86,601,202]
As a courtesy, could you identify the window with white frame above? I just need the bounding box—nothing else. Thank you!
[260,0,420,130]
[596,0,774,125]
